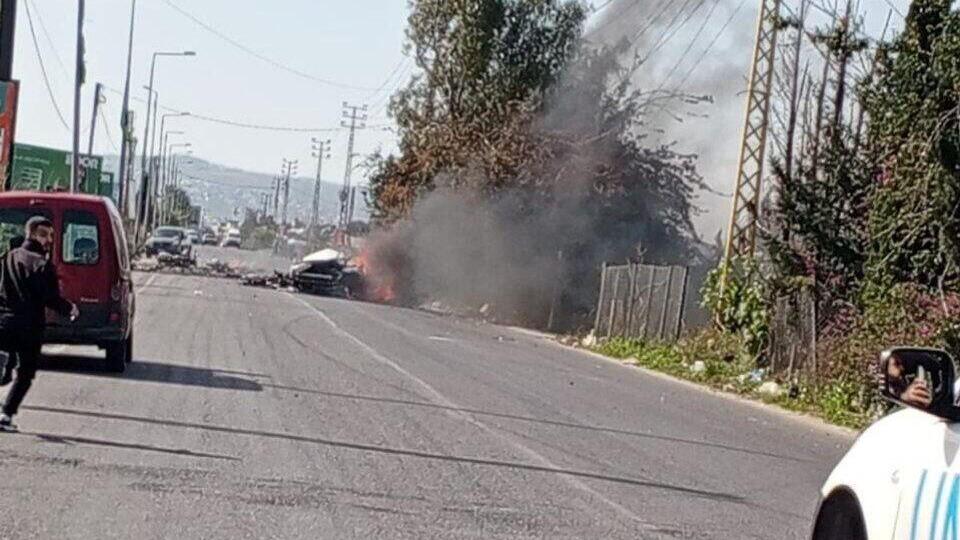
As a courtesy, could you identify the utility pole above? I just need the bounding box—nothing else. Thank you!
[280,159,298,228]
[272,176,280,218]
[260,193,269,220]
[339,102,366,232]
[86,82,103,157]
[311,138,331,229]
[722,0,782,265]
[71,0,86,193]
[0,0,17,81]
[117,0,137,216]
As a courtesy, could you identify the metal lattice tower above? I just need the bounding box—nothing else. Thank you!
[723,0,782,262]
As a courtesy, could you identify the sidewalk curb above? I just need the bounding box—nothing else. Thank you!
[508,326,860,440]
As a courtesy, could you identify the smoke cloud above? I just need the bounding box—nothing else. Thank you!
[363,2,756,329]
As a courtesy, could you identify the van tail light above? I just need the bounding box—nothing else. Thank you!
[111,283,122,302]
[109,312,120,323]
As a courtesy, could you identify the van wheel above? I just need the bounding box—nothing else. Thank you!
[105,338,129,373]
[812,490,866,540]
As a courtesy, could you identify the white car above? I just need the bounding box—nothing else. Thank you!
[221,230,242,248]
[812,347,960,540]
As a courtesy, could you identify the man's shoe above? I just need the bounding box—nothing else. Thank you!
[0,414,17,432]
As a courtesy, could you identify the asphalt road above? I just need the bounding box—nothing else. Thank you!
[0,246,855,539]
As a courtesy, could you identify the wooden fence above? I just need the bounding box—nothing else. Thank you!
[594,263,689,341]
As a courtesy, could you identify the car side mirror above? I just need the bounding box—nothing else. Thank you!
[880,347,958,419]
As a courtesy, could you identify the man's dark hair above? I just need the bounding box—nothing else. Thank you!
[25,216,53,237]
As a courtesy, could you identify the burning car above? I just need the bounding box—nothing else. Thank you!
[289,249,364,298]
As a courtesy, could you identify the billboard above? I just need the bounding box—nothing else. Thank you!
[9,143,107,198]
[0,81,19,187]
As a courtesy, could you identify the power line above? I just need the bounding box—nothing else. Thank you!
[367,56,410,101]
[626,0,681,45]
[184,112,345,133]
[880,0,904,19]
[27,0,68,76]
[22,0,69,131]
[161,0,376,91]
[673,0,749,90]
[99,106,118,152]
[638,0,706,64]
[655,0,724,89]
[585,1,645,37]
[369,61,415,117]
[102,84,345,133]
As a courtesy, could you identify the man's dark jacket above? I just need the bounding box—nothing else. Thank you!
[0,239,72,339]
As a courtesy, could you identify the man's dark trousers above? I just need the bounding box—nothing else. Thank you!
[1,333,40,417]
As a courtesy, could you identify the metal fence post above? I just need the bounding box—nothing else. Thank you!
[594,261,608,335]
[641,265,656,340]
[625,262,638,337]
[674,266,689,340]
[657,266,675,340]
[607,268,620,338]
[547,249,563,332]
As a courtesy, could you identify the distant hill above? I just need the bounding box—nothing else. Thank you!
[103,155,360,223]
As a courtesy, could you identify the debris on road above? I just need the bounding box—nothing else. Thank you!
[133,255,244,279]
[239,271,290,289]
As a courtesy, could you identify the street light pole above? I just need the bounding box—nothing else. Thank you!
[71,0,85,193]
[135,50,195,241]
[163,144,190,224]
[158,112,187,186]
[160,128,183,191]
[159,135,184,224]
[117,0,137,216]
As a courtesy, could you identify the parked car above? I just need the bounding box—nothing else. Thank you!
[201,230,218,245]
[185,229,199,245]
[221,230,241,248]
[289,249,364,297]
[0,191,135,372]
[144,226,191,257]
[812,347,960,540]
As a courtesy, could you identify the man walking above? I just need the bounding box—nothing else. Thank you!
[0,216,78,432]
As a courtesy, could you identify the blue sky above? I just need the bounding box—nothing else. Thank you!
[13,0,411,182]
[11,0,911,235]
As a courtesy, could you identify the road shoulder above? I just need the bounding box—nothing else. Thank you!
[508,326,860,440]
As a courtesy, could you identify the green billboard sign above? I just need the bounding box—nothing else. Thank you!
[9,143,108,199]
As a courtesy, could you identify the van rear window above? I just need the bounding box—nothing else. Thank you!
[0,208,52,256]
[62,210,100,265]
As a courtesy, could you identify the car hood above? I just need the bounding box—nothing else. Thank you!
[148,237,178,245]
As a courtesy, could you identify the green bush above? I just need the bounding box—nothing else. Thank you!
[701,257,770,358]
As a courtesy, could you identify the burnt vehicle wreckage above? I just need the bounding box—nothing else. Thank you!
[241,249,365,299]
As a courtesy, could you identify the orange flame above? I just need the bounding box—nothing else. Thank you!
[352,250,397,303]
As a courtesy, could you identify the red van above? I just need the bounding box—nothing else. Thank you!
[0,192,135,372]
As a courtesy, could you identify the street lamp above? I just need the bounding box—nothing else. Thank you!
[158,112,189,193]
[155,130,184,228]
[136,50,196,242]
[162,143,192,224]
